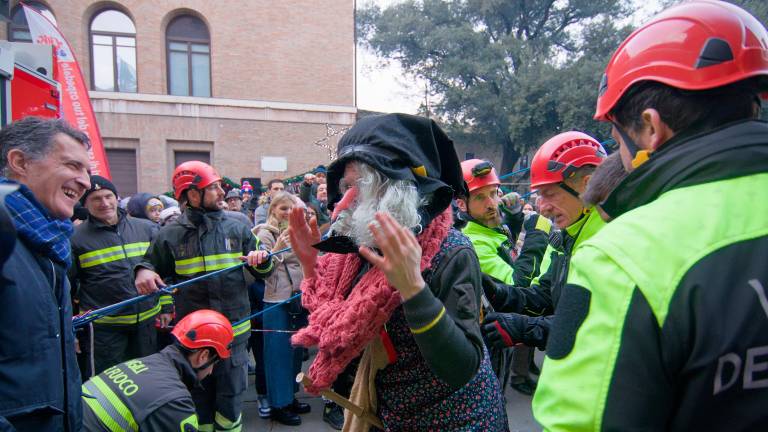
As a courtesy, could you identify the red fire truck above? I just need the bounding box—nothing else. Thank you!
[0,41,60,127]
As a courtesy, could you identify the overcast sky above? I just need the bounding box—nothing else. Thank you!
[355,0,664,114]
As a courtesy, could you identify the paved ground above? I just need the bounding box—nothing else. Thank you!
[242,350,543,431]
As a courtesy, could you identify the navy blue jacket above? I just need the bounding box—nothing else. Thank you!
[0,238,82,431]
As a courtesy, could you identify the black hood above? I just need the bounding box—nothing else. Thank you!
[327,113,467,221]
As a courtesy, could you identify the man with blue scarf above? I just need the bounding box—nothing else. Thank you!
[0,116,91,431]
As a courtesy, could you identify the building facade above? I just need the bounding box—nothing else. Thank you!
[3,0,356,195]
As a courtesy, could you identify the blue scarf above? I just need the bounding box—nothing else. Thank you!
[1,178,73,267]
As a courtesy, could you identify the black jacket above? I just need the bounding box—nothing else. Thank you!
[82,345,200,431]
[70,209,167,324]
[0,237,81,431]
[136,208,274,343]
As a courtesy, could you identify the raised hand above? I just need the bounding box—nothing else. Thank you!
[288,206,320,278]
[359,212,424,300]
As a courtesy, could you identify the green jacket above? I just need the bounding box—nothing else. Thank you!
[533,120,768,431]
[484,209,605,348]
[463,217,549,286]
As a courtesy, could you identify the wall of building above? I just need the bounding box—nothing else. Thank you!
[44,0,354,105]
[6,0,356,194]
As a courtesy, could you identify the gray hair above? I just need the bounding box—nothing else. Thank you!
[0,117,90,177]
[330,161,425,248]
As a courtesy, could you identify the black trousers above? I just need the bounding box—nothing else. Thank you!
[193,340,248,431]
[81,318,157,376]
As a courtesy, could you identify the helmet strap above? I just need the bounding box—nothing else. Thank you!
[192,350,219,372]
[558,182,581,200]
[611,121,650,169]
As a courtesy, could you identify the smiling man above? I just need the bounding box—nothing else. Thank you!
[0,117,91,431]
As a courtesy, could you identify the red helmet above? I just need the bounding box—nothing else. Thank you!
[530,132,606,189]
[595,0,768,121]
[461,159,500,193]
[172,309,234,358]
[171,161,222,200]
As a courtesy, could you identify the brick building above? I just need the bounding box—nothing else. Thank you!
[3,0,356,195]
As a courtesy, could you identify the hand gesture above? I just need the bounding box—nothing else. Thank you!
[500,192,523,215]
[241,250,269,267]
[359,212,424,300]
[288,206,320,278]
[274,229,291,251]
[135,268,165,295]
[159,313,173,328]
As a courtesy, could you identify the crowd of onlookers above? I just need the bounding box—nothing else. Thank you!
[67,161,547,430]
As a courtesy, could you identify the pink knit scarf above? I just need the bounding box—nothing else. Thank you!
[292,208,453,393]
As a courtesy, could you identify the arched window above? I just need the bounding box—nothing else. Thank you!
[166,15,211,97]
[8,2,56,42]
[90,9,137,92]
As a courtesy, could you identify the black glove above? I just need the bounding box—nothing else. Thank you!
[482,312,526,349]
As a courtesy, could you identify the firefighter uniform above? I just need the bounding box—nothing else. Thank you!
[82,345,201,431]
[71,208,169,375]
[136,207,273,431]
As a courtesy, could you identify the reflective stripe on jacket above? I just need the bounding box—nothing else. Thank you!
[70,209,167,324]
[136,208,273,342]
[82,345,199,431]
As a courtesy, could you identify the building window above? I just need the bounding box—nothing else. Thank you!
[166,15,211,97]
[90,9,137,93]
[105,148,138,196]
[174,151,210,167]
[8,2,56,42]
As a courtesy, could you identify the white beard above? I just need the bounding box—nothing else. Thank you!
[330,163,423,248]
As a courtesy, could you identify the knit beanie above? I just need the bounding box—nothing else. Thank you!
[80,175,118,205]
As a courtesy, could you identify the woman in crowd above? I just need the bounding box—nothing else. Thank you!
[253,192,310,426]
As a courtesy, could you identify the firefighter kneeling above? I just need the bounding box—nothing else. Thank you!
[82,309,234,431]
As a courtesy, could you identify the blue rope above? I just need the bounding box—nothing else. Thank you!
[73,246,292,328]
[498,166,530,180]
[232,291,302,327]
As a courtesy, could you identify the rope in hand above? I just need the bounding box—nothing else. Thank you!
[72,246,293,329]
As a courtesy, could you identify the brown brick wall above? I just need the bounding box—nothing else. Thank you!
[5,0,356,194]
[95,111,347,193]
[26,0,354,106]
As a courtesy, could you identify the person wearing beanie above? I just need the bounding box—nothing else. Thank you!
[314,165,327,184]
[70,175,173,376]
[127,192,164,224]
[240,181,255,221]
